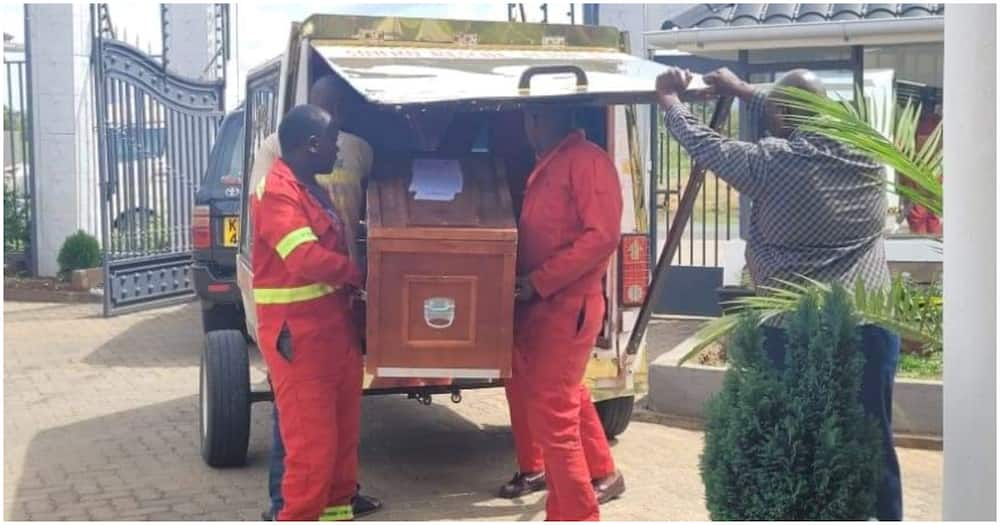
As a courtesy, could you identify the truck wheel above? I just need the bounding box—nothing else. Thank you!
[200,330,251,467]
[201,302,245,334]
[595,396,635,439]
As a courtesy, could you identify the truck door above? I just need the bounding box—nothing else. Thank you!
[237,58,282,343]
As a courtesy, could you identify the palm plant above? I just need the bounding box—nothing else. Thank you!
[685,86,944,364]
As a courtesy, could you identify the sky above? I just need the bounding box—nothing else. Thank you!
[3,2,584,110]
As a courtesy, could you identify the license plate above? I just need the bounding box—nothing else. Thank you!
[222,216,239,247]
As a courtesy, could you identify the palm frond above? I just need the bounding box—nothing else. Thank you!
[776,86,942,216]
[683,277,943,365]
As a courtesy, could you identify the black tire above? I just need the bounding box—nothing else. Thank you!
[595,396,635,439]
[201,302,245,334]
[200,329,251,467]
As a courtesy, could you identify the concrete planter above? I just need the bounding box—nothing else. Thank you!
[648,334,943,442]
[70,267,103,291]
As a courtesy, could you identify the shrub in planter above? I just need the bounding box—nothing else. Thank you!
[57,230,101,276]
[700,285,882,520]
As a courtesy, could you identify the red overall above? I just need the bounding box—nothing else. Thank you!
[505,130,622,521]
[251,159,364,521]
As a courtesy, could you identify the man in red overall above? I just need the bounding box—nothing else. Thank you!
[251,104,365,521]
[502,106,625,521]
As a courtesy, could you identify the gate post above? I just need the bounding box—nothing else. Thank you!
[25,4,102,277]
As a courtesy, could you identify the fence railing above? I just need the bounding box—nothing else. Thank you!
[652,99,742,269]
[4,58,34,274]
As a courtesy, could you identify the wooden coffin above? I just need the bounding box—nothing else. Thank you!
[365,155,517,380]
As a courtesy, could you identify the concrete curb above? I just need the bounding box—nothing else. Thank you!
[3,287,102,304]
[647,333,943,448]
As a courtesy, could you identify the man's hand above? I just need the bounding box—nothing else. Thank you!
[655,67,693,97]
[655,67,694,111]
[703,68,754,100]
[514,276,536,302]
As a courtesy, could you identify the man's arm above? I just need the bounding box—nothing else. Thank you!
[256,190,362,289]
[528,154,622,299]
[662,103,772,199]
[654,67,777,199]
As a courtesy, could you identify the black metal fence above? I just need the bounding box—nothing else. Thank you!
[651,99,742,268]
[4,58,35,274]
[92,32,225,315]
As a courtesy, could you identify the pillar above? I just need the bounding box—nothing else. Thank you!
[942,4,997,521]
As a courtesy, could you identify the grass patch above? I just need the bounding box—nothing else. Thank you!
[691,333,942,381]
[897,350,942,380]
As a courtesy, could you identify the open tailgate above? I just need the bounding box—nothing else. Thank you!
[312,42,705,107]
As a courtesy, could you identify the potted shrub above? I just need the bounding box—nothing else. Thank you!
[701,285,883,520]
[57,230,102,290]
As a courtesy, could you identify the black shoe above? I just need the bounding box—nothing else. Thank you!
[352,493,383,519]
[593,470,625,504]
[261,509,275,521]
[498,471,546,499]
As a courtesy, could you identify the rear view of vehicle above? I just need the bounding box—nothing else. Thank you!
[193,108,246,333]
[199,14,662,468]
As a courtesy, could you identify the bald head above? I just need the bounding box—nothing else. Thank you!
[279,104,339,178]
[308,75,348,126]
[775,69,826,96]
[765,69,827,138]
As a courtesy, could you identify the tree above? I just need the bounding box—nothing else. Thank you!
[701,286,883,520]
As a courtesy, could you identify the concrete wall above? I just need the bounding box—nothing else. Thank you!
[942,4,997,521]
[162,4,216,82]
[26,4,100,276]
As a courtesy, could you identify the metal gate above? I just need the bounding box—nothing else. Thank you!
[4,54,35,276]
[92,22,224,315]
[649,56,746,316]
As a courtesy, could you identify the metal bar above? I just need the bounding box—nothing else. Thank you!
[169,110,181,251]
[90,6,113,315]
[663,116,670,239]
[182,113,193,250]
[726,103,733,241]
[123,82,137,256]
[625,95,734,356]
[148,99,159,252]
[648,96,659,270]
[111,78,125,257]
[18,62,30,252]
[6,63,18,206]
[852,45,865,95]
[691,103,705,265]
[155,99,166,252]
[743,59,856,74]
[23,6,39,274]
[667,111,684,265]
[135,90,150,252]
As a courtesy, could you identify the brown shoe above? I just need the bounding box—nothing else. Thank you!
[498,471,546,499]
[593,471,625,504]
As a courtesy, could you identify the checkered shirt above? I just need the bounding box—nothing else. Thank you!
[663,90,891,301]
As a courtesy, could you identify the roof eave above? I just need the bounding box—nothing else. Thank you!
[645,16,944,52]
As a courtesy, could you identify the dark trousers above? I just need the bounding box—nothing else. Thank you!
[761,324,903,521]
[268,405,285,517]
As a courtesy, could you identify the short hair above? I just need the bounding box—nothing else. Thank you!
[525,104,574,131]
[278,104,331,154]
[309,74,349,103]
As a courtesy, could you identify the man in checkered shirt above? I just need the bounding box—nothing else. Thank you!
[656,67,902,521]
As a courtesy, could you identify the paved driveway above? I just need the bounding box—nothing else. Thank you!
[3,301,942,520]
